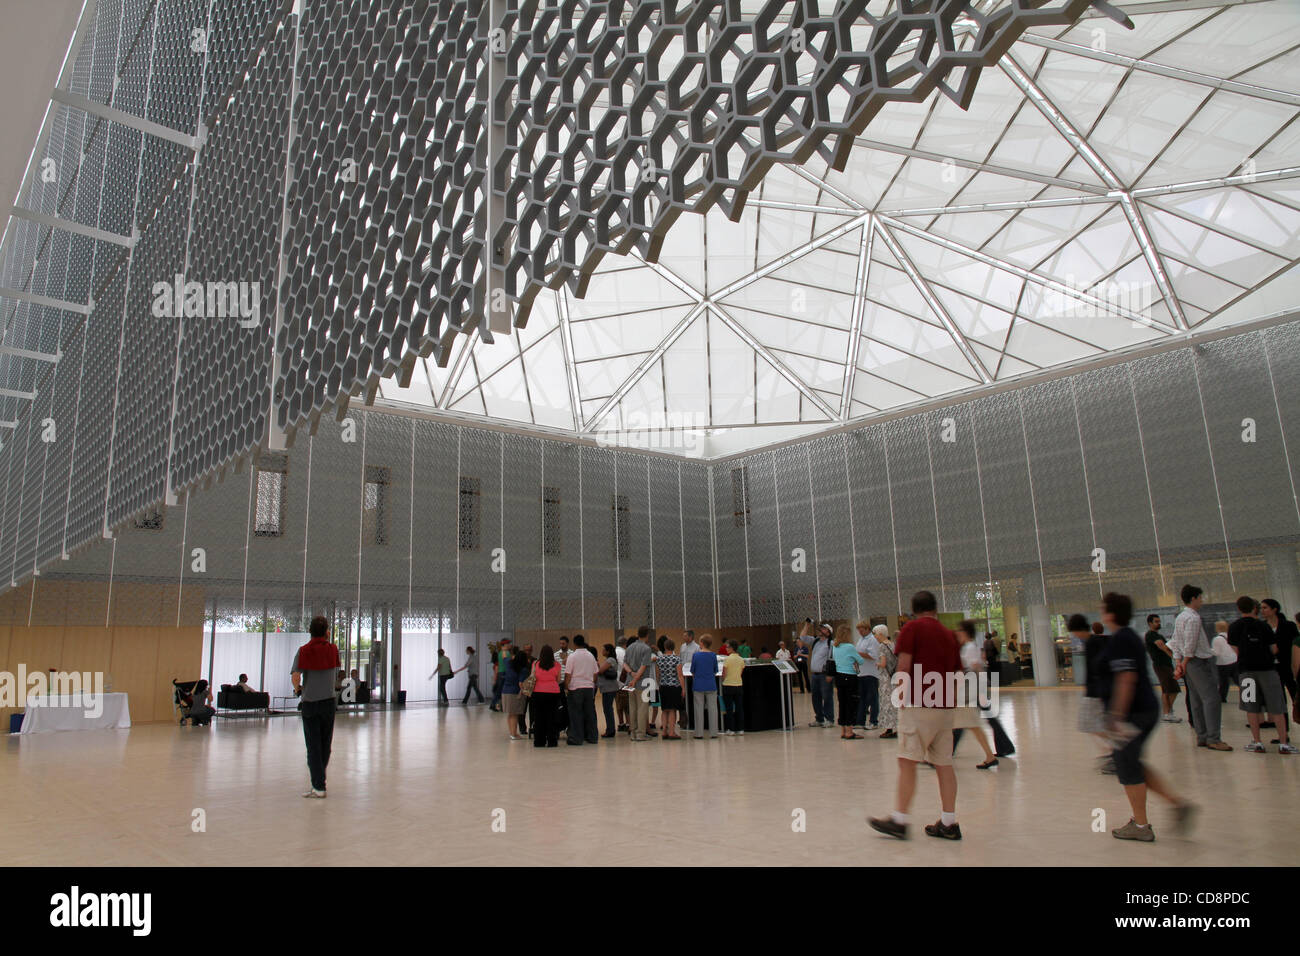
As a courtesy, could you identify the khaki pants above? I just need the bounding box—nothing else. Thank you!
[628,689,650,739]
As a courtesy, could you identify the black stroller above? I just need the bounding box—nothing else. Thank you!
[173,678,215,726]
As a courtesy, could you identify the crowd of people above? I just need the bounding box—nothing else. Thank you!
[280,585,1300,842]
[486,628,757,746]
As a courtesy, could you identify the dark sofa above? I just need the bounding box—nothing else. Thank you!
[218,686,270,710]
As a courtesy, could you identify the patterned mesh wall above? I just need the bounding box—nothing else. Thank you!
[709,322,1300,626]
[0,0,1295,635]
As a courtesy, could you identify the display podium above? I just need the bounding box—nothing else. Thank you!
[682,660,794,733]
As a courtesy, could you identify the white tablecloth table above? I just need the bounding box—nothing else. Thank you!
[19,693,131,733]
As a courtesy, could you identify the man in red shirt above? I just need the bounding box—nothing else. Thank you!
[869,591,963,840]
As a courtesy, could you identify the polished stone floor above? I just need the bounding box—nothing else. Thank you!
[2,687,1294,866]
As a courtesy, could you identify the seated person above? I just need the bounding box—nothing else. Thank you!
[334,669,346,694]
[235,673,256,694]
[759,647,773,660]
[187,680,215,724]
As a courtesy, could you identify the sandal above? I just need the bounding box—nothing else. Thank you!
[844,733,863,739]
[977,758,999,769]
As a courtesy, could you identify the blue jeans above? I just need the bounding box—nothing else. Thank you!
[856,674,879,726]
[811,672,834,722]
[462,673,484,704]
[723,685,745,732]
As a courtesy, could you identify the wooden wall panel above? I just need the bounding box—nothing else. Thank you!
[108,627,161,723]
[59,626,114,677]
[151,626,204,721]
[0,581,208,729]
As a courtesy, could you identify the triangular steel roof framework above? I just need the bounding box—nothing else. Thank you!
[367,0,1300,458]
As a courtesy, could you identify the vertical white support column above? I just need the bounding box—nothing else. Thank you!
[1028,602,1055,687]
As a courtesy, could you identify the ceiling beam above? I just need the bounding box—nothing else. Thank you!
[1133,165,1300,198]
[1017,34,1300,107]
[711,213,869,301]
[437,335,476,410]
[51,88,201,150]
[0,344,60,363]
[8,206,134,247]
[709,304,840,420]
[999,53,1188,330]
[850,138,1110,195]
[881,213,1176,331]
[0,286,90,315]
[875,222,993,384]
[840,220,873,419]
[554,289,583,430]
[582,301,707,432]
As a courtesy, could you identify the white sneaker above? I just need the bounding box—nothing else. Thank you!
[1278,743,1298,754]
[737,730,744,736]
[821,720,834,728]
[302,789,327,799]
[1162,714,1183,723]
[1245,741,1265,753]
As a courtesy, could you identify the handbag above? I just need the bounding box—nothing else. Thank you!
[520,671,537,697]
[823,639,837,676]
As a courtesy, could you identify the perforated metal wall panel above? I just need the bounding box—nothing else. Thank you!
[808,432,853,622]
[679,459,715,628]
[457,425,501,630]
[926,406,988,610]
[969,393,1041,579]
[540,439,583,629]
[711,462,750,626]
[171,17,291,493]
[648,455,684,629]
[1020,379,1096,612]
[278,0,489,435]
[64,263,129,550]
[614,450,651,629]
[745,452,783,626]
[356,411,413,611]
[145,0,208,136]
[203,0,291,116]
[500,432,542,629]
[844,428,902,619]
[1070,364,1163,596]
[410,419,459,622]
[106,169,192,529]
[882,415,943,604]
[1195,335,1297,549]
[773,444,816,623]
[580,445,616,628]
[1129,349,1229,561]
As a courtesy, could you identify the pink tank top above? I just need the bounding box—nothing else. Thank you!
[534,663,561,694]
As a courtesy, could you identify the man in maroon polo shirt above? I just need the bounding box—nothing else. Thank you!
[869,590,964,841]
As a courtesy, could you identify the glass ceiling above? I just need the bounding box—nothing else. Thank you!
[377,0,1300,457]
